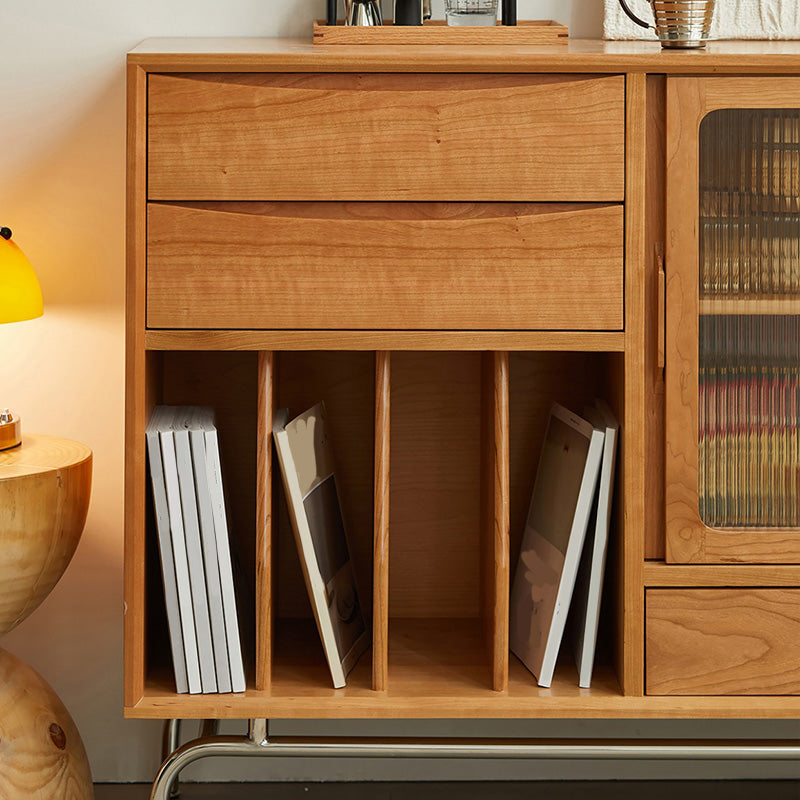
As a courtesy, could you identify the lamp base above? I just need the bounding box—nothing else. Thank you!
[0,411,21,450]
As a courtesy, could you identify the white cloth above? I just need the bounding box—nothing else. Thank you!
[604,0,800,40]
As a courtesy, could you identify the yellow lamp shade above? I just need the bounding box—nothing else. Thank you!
[0,230,43,324]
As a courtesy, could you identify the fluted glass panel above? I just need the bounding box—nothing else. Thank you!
[699,110,800,529]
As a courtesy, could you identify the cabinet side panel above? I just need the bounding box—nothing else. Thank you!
[125,62,148,709]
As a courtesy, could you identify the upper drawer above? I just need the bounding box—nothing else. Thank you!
[647,589,800,695]
[147,73,625,202]
[146,201,623,331]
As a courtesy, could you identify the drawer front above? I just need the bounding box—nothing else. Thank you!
[646,589,800,695]
[147,202,623,330]
[147,73,625,202]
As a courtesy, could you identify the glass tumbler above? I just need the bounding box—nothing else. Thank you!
[445,0,498,26]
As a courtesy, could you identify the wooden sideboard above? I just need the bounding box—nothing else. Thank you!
[126,38,800,721]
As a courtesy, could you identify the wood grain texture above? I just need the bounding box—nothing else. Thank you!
[0,435,92,637]
[646,589,800,695]
[620,72,647,696]
[389,353,482,620]
[145,330,627,352]
[147,202,624,331]
[124,61,148,709]
[645,75,666,561]
[129,38,800,75]
[256,352,274,691]
[480,352,509,692]
[127,614,800,718]
[665,77,800,564]
[148,73,624,202]
[313,20,569,46]
[373,351,390,692]
[644,562,800,586]
[0,648,93,799]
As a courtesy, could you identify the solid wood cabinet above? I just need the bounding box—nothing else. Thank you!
[126,40,800,722]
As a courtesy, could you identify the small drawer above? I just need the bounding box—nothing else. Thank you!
[147,73,625,202]
[146,202,623,331]
[646,589,800,695]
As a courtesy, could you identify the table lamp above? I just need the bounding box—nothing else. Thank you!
[0,226,43,450]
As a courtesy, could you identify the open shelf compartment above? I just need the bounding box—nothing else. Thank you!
[132,347,626,716]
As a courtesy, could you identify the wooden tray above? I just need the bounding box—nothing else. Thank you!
[313,19,568,45]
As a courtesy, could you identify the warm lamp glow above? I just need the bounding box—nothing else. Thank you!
[0,228,43,324]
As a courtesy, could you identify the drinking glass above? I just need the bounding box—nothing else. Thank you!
[445,0,498,26]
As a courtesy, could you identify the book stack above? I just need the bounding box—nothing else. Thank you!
[146,406,246,694]
[510,400,618,689]
[699,314,800,529]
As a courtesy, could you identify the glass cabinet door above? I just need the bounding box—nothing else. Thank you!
[666,81,800,563]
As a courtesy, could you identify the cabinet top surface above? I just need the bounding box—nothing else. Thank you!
[128,37,800,73]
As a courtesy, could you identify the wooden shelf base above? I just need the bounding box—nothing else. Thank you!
[129,617,800,719]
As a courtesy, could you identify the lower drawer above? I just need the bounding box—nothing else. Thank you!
[646,589,800,695]
[146,202,623,331]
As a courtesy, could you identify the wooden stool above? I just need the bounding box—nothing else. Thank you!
[0,434,93,799]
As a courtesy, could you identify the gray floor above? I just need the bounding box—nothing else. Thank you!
[94,781,800,799]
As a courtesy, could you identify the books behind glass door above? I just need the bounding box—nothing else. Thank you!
[510,399,618,688]
[146,405,246,694]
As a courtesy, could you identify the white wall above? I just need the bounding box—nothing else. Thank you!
[0,0,798,784]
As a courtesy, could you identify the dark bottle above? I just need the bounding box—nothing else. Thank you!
[394,0,423,25]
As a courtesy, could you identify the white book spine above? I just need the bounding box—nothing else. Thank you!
[273,418,347,689]
[160,428,202,695]
[538,428,605,688]
[190,425,232,694]
[173,423,218,694]
[577,405,618,689]
[145,424,189,695]
[205,427,246,694]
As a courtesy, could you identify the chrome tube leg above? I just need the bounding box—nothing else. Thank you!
[150,729,260,800]
[161,719,181,762]
[160,720,182,799]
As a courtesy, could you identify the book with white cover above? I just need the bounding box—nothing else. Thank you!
[273,403,370,689]
[193,406,246,694]
[145,406,189,694]
[509,402,604,688]
[172,408,217,693]
[157,407,202,695]
[570,399,619,689]
[186,407,232,694]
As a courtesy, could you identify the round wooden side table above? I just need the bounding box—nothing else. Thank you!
[0,434,94,800]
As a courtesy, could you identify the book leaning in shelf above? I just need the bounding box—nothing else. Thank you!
[146,405,246,695]
[509,401,607,689]
[273,403,370,689]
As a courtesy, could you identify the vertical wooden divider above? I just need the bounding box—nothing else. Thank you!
[620,72,647,696]
[256,351,274,692]
[481,352,510,692]
[373,351,391,691]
